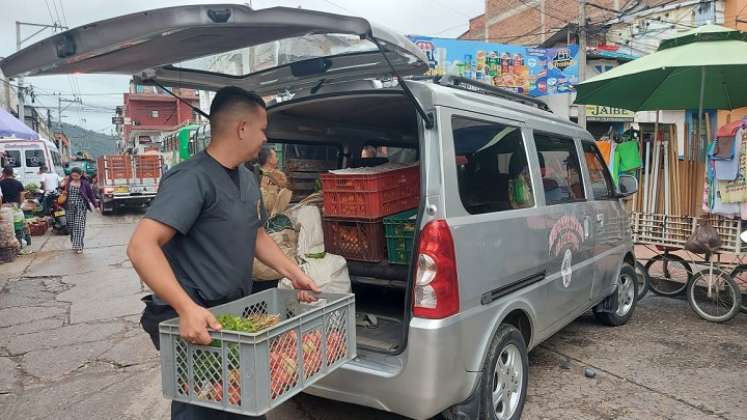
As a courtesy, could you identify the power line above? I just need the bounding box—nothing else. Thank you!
[320,0,356,15]
[431,0,474,18]
[517,0,574,24]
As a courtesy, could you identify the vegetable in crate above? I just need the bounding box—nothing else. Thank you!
[214,313,280,333]
[327,330,347,364]
[270,330,298,398]
[302,330,323,377]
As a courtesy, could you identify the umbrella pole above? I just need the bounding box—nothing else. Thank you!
[643,141,651,213]
[664,141,670,215]
[697,67,706,216]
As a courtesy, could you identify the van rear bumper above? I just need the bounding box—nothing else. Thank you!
[306,316,479,419]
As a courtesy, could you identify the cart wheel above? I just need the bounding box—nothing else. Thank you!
[687,267,742,323]
[645,254,691,296]
[728,265,747,314]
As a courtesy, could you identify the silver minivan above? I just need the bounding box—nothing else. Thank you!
[1,5,640,419]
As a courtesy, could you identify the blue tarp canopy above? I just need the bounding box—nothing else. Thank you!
[0,107,39,140]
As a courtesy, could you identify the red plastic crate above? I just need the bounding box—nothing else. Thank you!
[322,218,386,262]
[320,166,420,220]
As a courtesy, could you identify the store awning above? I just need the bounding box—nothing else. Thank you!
[0,107,39,140]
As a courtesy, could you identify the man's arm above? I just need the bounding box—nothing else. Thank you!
[127,219,221,345]
[254,228,320,299]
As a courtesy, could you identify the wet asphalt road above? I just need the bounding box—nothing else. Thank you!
[0,212,745,420]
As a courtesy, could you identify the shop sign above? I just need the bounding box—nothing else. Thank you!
[585,105,634,121]
[408,36,579,97]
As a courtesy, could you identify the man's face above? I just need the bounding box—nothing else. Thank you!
[237,107,268,161]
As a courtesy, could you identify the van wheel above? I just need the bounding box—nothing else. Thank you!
[594,263,638,326]
[479,324,528,420]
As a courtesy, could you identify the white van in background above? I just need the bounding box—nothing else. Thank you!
[0,138,65,187]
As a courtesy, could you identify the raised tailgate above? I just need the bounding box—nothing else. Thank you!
[97,155,133,186]
[133,155,163,184]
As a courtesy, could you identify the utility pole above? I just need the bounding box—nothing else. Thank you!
[15,21,68,124]
[577,0,587,129]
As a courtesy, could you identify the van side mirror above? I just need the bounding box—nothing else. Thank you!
[617,174,638,198]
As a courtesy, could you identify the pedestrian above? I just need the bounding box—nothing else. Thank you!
[127,86,320,420]
[0,166,24,205]
[63,167,97,254]
[39,165,60,214]
[257,146,292,217]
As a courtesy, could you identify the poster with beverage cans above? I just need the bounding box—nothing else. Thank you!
[408,36,579,97]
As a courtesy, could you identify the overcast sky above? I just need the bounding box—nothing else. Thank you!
[0,0,483,134]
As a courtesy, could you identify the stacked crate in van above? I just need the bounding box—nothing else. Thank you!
[320,164,419,264]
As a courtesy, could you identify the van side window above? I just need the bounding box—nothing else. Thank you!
[5,150,21,168]
[533,133,585,205]
[51,151,62,167]
[581,142,614,200]
[25,150,46,168]
[452,116,534,214]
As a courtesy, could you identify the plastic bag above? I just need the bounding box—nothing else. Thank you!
[279,253,352,294]
[0,208,20,249]
[685,221,722,256]
[286,205,325,257]
[253,228,298,281]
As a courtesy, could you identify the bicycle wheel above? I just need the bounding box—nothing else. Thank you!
[634,260,650,301]
[687,268,742,323]
[644,254,692,296]
[728,265,747,314]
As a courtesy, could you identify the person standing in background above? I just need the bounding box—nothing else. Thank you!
[258,146,292,217]
[0,166,24,205]
[64,167,98,254]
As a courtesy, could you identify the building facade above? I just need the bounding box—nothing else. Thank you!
[117,82,199,154]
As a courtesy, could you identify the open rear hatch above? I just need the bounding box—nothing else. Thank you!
[0,4,428,96]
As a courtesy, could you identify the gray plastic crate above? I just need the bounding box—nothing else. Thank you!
[158,288,356,416]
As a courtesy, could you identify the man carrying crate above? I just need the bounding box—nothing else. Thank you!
[128,86,320,420]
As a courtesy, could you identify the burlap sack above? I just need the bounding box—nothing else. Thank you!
[253,228,298,281]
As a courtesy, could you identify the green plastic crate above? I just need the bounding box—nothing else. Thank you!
[384,209,417,265]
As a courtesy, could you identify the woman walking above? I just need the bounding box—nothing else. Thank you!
[64,167,97,254]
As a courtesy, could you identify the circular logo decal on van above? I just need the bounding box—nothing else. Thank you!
[561,249,573,288]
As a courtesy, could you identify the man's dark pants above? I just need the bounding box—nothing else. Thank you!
[140,295,266,420]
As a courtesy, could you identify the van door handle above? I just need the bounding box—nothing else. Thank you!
[596,214,605,226]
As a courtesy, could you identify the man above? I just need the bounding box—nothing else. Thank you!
[39,165,60,193]
[39,165,60,214]
[0,166,24,205]
[127,86,319,420]
[257,146,292,217]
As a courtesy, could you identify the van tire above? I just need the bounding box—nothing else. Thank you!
[594,263,638,327]
[478,324,528,420]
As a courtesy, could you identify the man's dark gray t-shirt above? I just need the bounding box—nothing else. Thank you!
[145,151,266,306]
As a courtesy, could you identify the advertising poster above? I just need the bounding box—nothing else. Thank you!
[408,36,579,97]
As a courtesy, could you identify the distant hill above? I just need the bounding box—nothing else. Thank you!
[60,122,117,158]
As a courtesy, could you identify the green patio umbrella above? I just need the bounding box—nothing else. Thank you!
[575,24,747,112]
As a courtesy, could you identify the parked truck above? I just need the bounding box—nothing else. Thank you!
[96,154,162,215]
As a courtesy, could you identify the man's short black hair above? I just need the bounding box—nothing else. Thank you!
[209,86,266,128]
[70,167,83,175]
[2,166,14,177]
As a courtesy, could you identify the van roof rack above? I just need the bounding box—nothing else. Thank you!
[434,75,551,112]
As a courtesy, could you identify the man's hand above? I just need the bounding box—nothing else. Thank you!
[178,304,222,345]
[290,271,321,303]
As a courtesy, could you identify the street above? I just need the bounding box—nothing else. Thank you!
[0,212,745,420]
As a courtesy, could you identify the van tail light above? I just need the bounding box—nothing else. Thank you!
[412,220,459,319]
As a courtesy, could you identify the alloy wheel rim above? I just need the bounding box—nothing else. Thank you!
[616,273,635,316]
[492,343,523,420]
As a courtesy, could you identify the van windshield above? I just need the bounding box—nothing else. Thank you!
[173,34,377,77]
[5,150,21,168]
[25,149,46,167]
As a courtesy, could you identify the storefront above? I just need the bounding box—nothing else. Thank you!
[585,105,634,138]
